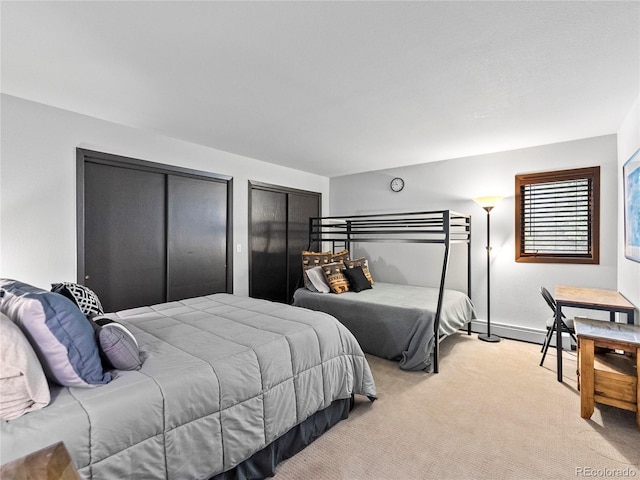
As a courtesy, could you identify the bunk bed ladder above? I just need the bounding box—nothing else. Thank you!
[432,214,450,374]
[467,217,472,335]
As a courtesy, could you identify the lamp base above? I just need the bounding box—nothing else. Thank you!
[478,333,501,343]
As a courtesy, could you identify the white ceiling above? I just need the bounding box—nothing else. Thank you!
[2,1,639,177]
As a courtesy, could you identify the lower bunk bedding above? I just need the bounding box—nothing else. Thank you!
[292,282,476,371]
[0,292,377,479]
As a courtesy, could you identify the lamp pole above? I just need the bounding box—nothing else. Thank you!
[473,196,502,343]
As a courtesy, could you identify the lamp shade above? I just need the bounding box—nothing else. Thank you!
[473,196,503,211]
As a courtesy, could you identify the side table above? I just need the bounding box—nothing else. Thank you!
[575,318,640,429]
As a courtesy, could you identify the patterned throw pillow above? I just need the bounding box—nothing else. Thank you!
[321,262,350,294]
[301,251,333,290]
[345,257,374,285]
[331,249,349,264]
[51,282,104,318]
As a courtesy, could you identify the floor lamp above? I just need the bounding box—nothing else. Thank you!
[473,196,503,343]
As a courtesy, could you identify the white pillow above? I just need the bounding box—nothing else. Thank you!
[0,313,50,420]
[306,266,331,293]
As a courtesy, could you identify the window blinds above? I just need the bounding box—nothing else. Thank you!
[520,178,592,256]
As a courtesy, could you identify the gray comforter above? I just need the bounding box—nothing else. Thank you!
[293,282,475,371]
[0,294,377,479]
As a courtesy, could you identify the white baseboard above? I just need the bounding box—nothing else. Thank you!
[467,320,575,350]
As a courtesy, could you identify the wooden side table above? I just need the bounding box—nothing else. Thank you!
[575,318,640,429]
[0,442,81,480]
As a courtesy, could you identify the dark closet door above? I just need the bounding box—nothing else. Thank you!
[250,189,288,303]
[84,162,167,312]
[79,148,232,313]
[287,193,321,300]
[249,183,321,304]
[167,175,228,301]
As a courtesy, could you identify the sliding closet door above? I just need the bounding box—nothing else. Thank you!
[287,193,321,300]
[167,175,228,301]
[249,182,321,304]
[250,188,288,303]
[84,162,167,312]
[79,148,232,313]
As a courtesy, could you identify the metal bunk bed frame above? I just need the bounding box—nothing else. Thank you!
[307,210,472,373]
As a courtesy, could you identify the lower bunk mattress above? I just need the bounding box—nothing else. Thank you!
[292,282,476,371]
[0,293,377,479]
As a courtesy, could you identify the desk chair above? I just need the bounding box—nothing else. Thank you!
[540,286,577,367]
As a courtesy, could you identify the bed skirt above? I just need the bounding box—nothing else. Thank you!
[212,397,352,480]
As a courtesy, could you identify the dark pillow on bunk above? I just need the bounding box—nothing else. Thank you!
[321,262,350,294]
[345,257,374,285]
[331,249,349,264]
[51,282,104,318]
[301,251,333,290]
[343,266,372,293]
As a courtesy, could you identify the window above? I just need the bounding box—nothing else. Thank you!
[515,166,600,264]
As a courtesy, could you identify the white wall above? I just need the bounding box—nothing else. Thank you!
[3,92,632,335]
[0,94,330,296]
[330,135,619,342]
[617,97,640,321]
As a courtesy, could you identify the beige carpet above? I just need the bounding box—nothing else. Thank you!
[274,334,640,480]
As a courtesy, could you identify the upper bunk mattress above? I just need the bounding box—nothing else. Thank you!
[293,282,475,371]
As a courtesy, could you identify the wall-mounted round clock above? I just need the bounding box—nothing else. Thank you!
[390,177,405,192]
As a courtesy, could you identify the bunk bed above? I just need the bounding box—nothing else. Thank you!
[292,210,475,373]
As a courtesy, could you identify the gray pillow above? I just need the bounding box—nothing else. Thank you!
[92,317,142,371]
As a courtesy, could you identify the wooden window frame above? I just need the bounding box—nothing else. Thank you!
[515,166,600,264]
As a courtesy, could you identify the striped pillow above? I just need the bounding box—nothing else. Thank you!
[321,262,350,294]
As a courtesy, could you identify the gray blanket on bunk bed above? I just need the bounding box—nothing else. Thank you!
[292,282,475,371]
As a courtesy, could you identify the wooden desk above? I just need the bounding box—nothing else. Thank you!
[554,286,636,382]
[575,318,640,429]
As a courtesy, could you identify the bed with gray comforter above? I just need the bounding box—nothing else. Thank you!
[0,294,377,479]
[293,282,475,371]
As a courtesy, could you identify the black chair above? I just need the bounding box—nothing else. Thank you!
[539,286,577,367]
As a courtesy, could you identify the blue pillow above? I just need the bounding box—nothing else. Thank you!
[0,279,111,387]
